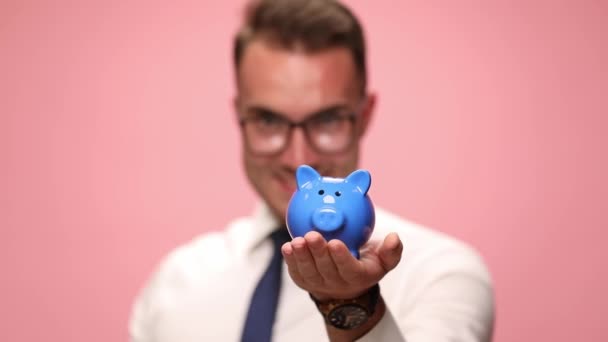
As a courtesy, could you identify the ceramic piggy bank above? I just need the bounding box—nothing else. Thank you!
[286,165,375,259]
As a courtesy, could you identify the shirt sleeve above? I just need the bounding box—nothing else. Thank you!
[128,247,184,342]
[129,265,163,342]
[129,285,151,341]
[398,274,494,341]
[356,308,406,342]
[358,248,495,342]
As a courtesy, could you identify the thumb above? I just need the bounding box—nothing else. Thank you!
[378,232,403,272]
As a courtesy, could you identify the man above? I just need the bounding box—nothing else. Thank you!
[129,0,494,341]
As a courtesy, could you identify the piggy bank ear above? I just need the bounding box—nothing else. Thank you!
[346,169,371,195]
[296,165,321,190]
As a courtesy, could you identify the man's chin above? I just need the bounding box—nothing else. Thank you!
[265,200,289,222]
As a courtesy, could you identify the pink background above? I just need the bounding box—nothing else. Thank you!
[2,1,606,341]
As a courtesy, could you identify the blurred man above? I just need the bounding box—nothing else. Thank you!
[130,0,494,341]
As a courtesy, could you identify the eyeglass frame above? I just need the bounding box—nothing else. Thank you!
[237,99,368,157]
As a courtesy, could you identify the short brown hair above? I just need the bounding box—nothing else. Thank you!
[233,0,367,92]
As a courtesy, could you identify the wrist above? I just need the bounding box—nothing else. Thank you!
[309,288,368,302]
[309,284,381,330]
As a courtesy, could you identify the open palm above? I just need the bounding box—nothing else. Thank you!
[281,231,403,301]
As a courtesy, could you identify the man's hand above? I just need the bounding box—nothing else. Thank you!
[281,231,403,301]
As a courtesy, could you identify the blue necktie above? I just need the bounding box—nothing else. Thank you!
[241,228,292,342]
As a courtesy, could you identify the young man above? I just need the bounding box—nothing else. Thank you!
[129,1,494,341]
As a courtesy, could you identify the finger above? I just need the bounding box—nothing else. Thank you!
[305,232,344,285]
[377,233,403,272]
[282,242,306,285]
[291,237,324,286]
[327,239,365,283]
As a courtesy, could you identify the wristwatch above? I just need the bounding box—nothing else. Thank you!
[309,284,380,330]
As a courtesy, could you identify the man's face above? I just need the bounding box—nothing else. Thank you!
[235,39,375,220]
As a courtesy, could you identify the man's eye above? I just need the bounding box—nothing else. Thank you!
[310,113,345,130]
[315,114,341,124]
[256,114,283,126]
[250,114,287,134]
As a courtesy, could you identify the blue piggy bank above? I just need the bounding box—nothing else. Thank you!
[286,165,375,259]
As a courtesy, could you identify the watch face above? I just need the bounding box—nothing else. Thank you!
[328,304,369,330]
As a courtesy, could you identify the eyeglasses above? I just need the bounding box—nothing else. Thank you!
[238,105,362,156]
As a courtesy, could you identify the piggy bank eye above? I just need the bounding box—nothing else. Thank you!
[318,190,325,195]
[335,191,341,197]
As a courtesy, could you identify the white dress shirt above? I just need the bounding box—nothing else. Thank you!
[130,204,494,341]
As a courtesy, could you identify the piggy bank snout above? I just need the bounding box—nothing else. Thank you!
[312,207,344,233]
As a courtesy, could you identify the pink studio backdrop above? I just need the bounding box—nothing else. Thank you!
[2,1,606,341]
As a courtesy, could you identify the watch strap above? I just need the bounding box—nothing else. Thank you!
[309,284,380,329]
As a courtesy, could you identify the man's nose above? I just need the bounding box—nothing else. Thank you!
[280,127,319,169]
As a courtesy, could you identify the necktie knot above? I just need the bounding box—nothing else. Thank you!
[270,228,291,252]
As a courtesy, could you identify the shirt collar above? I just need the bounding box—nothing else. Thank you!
[243,202,285,254]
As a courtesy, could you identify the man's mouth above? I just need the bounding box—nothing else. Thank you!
[276,175,296,194]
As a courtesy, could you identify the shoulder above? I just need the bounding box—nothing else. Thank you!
[158,216,254,279]
[129,216,255,339]
[373,208,495,340]
[374,207,492,284]
[137,215,256,300]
